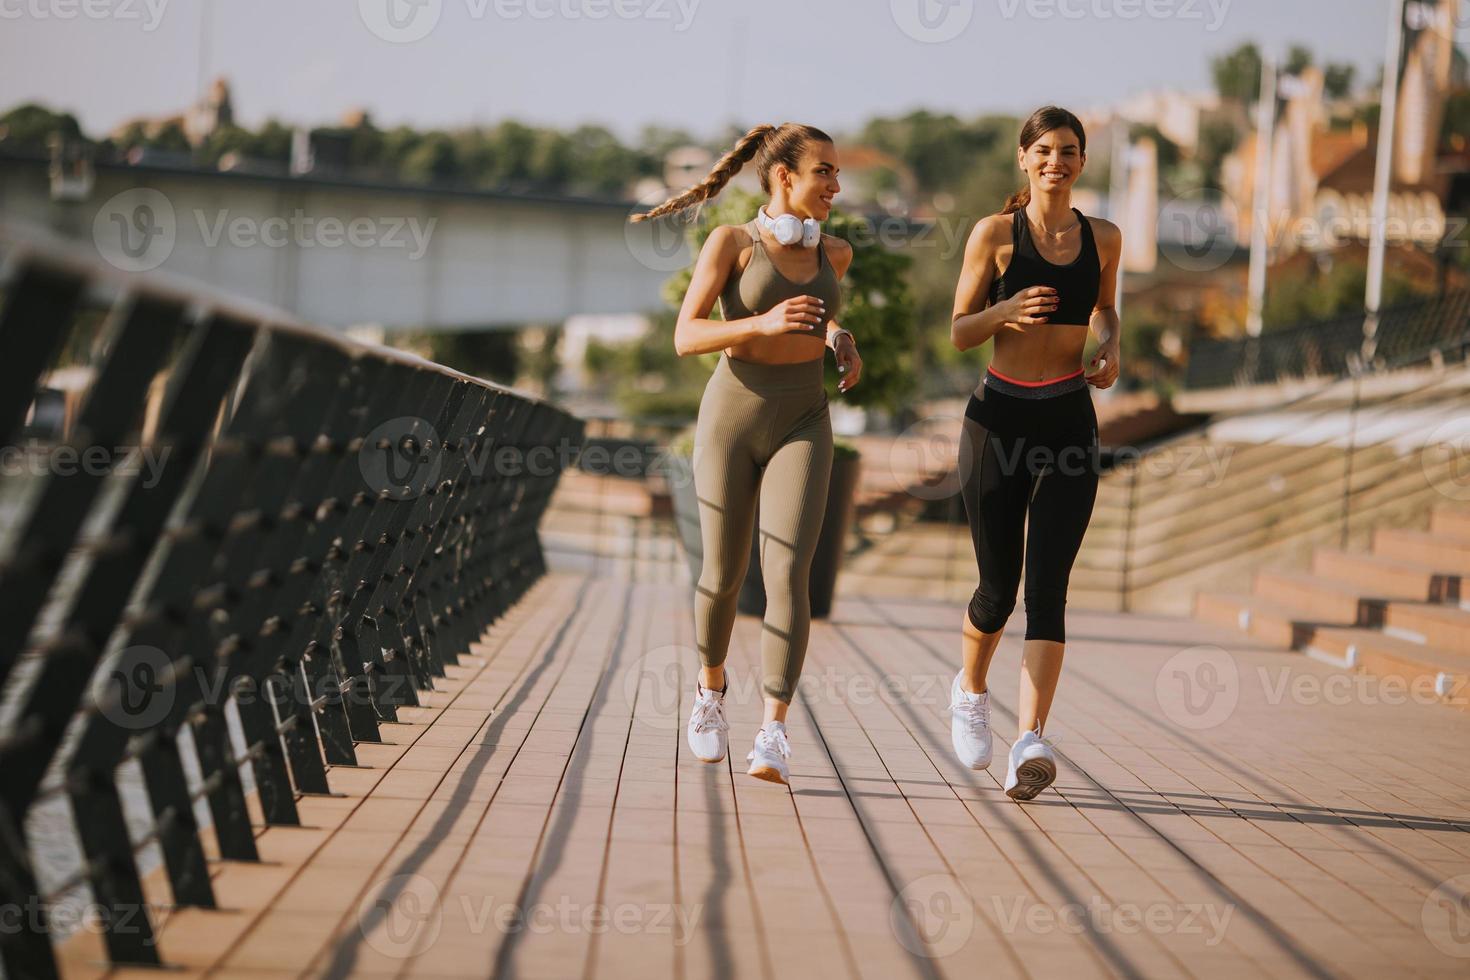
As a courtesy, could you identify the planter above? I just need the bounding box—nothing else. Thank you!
[667,447,860,620]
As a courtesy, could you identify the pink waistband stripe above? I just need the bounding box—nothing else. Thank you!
[986,365,1085,387]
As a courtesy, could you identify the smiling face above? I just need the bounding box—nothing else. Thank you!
[771,140,841,221]
[1019,126,1085,193]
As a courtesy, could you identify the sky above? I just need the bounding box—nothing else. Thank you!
[0,0,1429,142]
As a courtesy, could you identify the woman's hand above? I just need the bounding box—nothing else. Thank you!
[754,295,826,337]
[834,333,862,392]
[1003,286,1058,326]
[1085,340,1120,389]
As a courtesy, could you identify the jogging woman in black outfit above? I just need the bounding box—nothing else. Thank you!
[946,106,1122,801]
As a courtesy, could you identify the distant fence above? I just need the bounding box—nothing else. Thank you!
[0,231,583,977]
[1183,289,1470,390]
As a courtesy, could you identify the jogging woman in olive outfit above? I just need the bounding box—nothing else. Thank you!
[946,106,1122,801]
[630,123,862,784]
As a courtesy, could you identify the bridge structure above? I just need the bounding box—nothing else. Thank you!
[1,231,1469,980]
[0,149,685,330]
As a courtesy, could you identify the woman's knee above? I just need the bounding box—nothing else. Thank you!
[1022,588,1067,642]
[697,553,746,601]
[967,584,1015,633]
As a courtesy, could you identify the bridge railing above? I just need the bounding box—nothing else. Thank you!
[0,227,583,977]
[1182,288,1470,390]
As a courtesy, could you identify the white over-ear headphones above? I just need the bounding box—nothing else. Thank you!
[757,206,821,248]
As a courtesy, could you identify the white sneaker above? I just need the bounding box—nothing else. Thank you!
[746,721,791,784]
[686,681,729,763]
[949,672,993,770]
[1003,725,1059,801]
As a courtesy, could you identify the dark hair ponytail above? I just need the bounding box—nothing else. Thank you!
[1002,105,1087,214]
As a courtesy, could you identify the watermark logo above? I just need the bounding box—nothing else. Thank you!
[96,645,174,730]
[93,188,175,272]
[621,644,696,733]
[891,0,974,42]
[994,0,1231,29]
[0,0,170,30]
[992,895,1235,943]
[1158,189,1239,272]
[623,193,695,274]
[359,873,443,957]
[1421,417,1470,502]
[891,874,974,957]
[358,0,443,42]
[360,416,444,500]
[1155,644,1239,730]
[1422,873,1470,958]
[889,415,967,501]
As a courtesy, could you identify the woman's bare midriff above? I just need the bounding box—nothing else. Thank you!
[726,332,826,364]
[987,322,1090,383]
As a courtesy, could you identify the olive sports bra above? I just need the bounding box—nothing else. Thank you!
[989,206,1101,327]
[719,218,843,330]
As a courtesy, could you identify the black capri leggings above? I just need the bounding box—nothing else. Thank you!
[959,366,1101,643]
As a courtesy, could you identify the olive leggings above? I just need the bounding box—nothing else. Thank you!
[691,353,832,703]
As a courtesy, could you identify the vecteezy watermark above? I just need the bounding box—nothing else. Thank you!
[1420,416,1470,502]
[991,895,1235,944]
[891,874,974,957]
[356,874,702,954]
[0,0,170,30]
[1155,645,1239,730]
[195,210,436,259]
[457,896,702,941]
[890,0,974,43]
[1155,187,1463,275]
[1258,667,1466,709]
[93,644,400,732]
[357,0,700,43]
[357,421,620,500]
[1422,873,1470,958]
[0,442,171,487]
[994,0,1231,29]
[0,897,154,941]
[1110,441,1235,488]
[91,189,438,273]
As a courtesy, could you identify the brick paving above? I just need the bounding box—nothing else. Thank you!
[56,566,1470,979]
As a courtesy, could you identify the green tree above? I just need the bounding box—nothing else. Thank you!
[400,131,460,184]
[0,103,82,149]
[1212,42,1263,104]
[1323,63,1356,100]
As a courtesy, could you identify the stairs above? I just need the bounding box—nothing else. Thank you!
[1195,503,1470,711]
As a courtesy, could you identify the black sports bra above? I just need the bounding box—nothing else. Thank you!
[989,206,1100,327]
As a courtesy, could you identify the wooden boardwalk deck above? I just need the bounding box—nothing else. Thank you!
[57,563,1470,979]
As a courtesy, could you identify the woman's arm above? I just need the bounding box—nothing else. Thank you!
[1084,219,1122,388]
[820,237,862,392]
[950,215,1054,352]
[673,225,825,357]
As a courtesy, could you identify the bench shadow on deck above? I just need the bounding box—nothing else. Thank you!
[61,563,1470,980]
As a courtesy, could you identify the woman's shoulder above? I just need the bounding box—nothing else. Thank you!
[966,212,1016,252]
[1079,213,1121,253]
[704,222,758,258]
